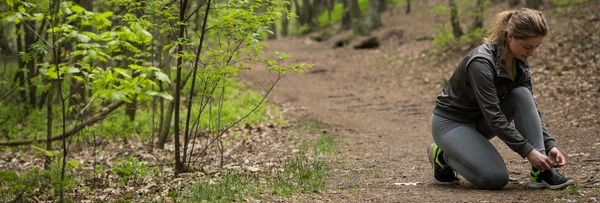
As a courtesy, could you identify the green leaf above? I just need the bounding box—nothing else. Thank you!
[128,64,143,70]
[109,91,132,103]
[71,5,85,14]
[81,31,101,40]
[158,92,173,100]
[154,71,171,84]
[69,159,84,168]
[113,68,131,78]
[73,75,85,82]
[76,33,91,43]
[7,0,14,7]
[67,67,80,73]
[18,6,26,13]
[31,146,55,157]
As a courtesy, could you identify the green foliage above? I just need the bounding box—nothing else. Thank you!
[0,156,79,201]
[179,131,338,202]
[553,0,588,11]
[112,156,149,186]
[0,103,62,140]
[187,79,277,130]
[267,141,327,197]
[0,168,43,201]
[433,25,485,48]
[318,3,344,28]
[317,0,406,28]
[180,171,259,203]
[429,0,488,49]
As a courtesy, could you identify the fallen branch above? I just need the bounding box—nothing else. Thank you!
[0,100,125,147]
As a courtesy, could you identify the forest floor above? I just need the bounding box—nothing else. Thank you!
[241,1,600,202]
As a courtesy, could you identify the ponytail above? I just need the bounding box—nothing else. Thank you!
[484,10,515,43]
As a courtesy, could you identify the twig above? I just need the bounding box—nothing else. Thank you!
[22,22,53,49]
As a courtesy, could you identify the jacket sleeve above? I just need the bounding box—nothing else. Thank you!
[521,73,557,152]
[466,59,534,158]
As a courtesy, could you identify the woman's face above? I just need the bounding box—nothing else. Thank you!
[507,33,544,61]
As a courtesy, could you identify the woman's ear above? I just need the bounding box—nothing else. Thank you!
[506,32,513,43]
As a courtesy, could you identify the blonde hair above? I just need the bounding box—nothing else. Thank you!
[485,8,548,43]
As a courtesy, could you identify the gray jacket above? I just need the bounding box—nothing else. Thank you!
[433,42,556,158]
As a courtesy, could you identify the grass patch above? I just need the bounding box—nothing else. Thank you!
[179,120,340,202]
[180,171,260,202]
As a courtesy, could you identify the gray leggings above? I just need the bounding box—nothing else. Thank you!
[431,86,545,190]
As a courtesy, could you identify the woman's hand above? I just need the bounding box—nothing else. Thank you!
[547,147,568,167]
[526,150,554,170]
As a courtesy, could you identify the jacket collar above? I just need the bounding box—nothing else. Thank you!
[492,40,531,73]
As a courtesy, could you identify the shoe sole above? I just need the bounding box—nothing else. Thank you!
[428,143,459,185]
[527,179,575,190]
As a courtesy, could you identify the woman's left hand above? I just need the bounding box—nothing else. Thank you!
[547,147,567,167]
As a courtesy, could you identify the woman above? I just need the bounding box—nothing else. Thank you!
[427,8,574,190]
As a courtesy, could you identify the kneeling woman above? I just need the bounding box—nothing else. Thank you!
[427,8,574,190]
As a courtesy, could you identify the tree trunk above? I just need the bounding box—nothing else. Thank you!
[406,0,411,14]
[15,23,27,104]
[157,31,173,149]
[378,0,387,12]
[449,0,463,38]
[281,2,292,37]
[526,0,542,9]
[157,98,174,149]
[349,0,366,35]
[470,0,485,33]
[45,84,55,169]
[341,0,352,30]
[298,0,313,33]
[366,0,382,33]
[173,0,189,174]
[0,27,15,54]
[25,20,37,108]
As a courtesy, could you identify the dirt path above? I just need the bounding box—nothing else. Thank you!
[241,2,599,202]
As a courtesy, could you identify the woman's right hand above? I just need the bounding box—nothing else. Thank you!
[526,150,554,170]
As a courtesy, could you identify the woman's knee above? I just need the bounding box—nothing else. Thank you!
[508,86,533,100]
[505,86,536,108]
[475,170,509,190]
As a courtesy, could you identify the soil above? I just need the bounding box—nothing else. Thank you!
[241,1,600,202]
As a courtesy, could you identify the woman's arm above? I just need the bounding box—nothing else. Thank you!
[521,76,557,151]
[466,58,534,158]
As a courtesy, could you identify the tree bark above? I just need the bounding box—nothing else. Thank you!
[406,0,411,14]
[366,0,382,33]
[349,0,366,35]
[15,23,27,104]
[470,0,485,33]
[173,0,189,174]
[281,2,292,37]
[0,27,15,54]
[378,0,387,12]
[341,0,352,31]
[449,0,463,38]
[45,84,55,169]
